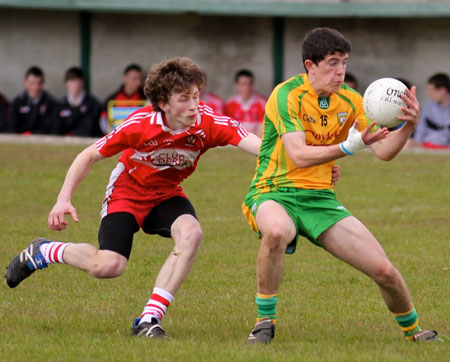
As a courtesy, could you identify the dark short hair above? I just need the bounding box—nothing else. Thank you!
[25,66,44,79]
[428,73,450,92]
[64,67,84,82]
[344,72,357,84]
[395,77,412,90]
[124,63,143,75]
[234,69,254,83]
[302,27,351,71]
[144,57,204,112]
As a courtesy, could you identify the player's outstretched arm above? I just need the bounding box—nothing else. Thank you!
[370,86,420,161]
[236,133,262,156]
[48,143,105,231]
[283,124,389,168]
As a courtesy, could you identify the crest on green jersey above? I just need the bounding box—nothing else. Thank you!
[337,112,348,125]
[318,97,329,109]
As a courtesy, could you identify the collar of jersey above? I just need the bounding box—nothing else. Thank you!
[155,111,201,135]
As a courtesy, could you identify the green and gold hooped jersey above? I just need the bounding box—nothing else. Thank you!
[249,73,372,193]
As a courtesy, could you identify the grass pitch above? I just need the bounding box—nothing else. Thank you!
[0,142,448,361]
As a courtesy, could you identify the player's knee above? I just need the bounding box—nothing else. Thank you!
[89,253,127,278]
[175,224,203,255]
[372,260,398,286]
[261,225,292,252]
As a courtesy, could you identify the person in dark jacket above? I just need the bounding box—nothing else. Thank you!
[99,63,146,134]
[9,66,57,134]
[0,92,8,132]
[55,67,102,137]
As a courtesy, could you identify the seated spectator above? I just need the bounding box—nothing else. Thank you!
[99,63,146,134]
[225,69,266,137]
[0,92,9,132]
[55,67,102,137]
[387,78,413,132]
[200,73,225,114]
[344,72,359,91]
[396,77,412,89]
[412,73,450,148]
[9,66,57,134]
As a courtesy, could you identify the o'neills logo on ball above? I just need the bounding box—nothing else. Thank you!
[383,87,407,107]
[386,87,407,98]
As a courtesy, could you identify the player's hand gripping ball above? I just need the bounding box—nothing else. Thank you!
[363,78,408,128]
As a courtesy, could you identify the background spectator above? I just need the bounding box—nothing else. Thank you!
[344,72,359,91]
[0,92,9,132]
[55,67,102,137]
[200,73,225,114]
[225,69,266,137]
[9,66,57,134]
[99,63,146,134]
[412,72,450,148]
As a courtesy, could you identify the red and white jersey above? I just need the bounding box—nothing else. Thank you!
[202,92,225,114]
[224,93,266,130]
[96,103,248,189]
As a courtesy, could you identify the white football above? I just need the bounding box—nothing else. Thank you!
[363,78,408,128]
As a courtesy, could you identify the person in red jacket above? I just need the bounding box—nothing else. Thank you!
[225,69,266,137]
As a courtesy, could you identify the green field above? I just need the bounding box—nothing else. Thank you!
[0,142,448,361]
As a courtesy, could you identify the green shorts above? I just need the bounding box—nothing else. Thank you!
[245,188,352,254]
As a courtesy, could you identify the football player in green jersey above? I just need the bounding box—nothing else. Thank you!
[244,27,441,344]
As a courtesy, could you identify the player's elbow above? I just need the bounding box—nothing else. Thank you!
[80,144,105,164]
[292,154,313,168]
[375,151,396,162]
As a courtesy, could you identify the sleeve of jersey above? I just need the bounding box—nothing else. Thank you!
[209,116,249,147]
[354,94,378,133]
[95,120,141,157]
[268,87,304,136]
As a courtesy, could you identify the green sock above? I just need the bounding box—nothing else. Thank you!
[393,307,421,340]
[256,293,278,323]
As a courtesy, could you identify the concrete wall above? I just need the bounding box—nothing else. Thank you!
[90,13,273,101]
[0,8,449,105]
[0,10,80,101]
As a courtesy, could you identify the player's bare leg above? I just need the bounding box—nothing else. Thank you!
[319,216,441,341]
[63,244,128,278]
[153,214,203,295]
[248,201,296,343]
[5,238,127,288]
[319,216,412,312]
[132,214,203,339]
[256,201,296,295]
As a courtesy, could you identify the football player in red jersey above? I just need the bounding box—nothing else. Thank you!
[5,57,261,339]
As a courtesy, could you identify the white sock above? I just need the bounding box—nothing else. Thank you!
[140,287,174,324]
[40,241,71,264]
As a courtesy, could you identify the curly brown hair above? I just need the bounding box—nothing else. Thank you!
[144,57,204,112]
